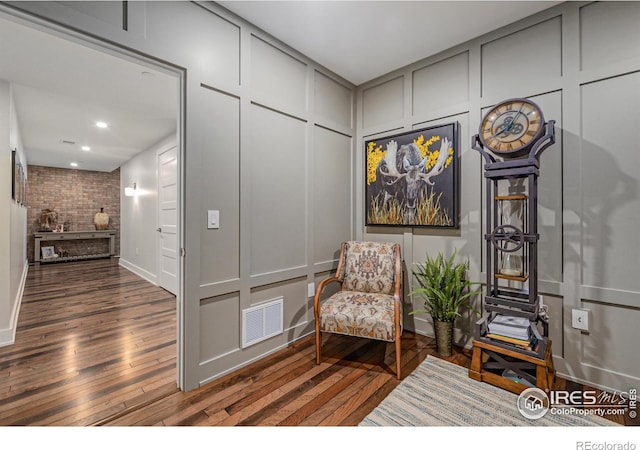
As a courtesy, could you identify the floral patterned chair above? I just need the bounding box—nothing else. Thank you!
[313,241,403,379]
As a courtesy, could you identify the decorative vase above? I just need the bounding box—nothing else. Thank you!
[94,208,109,230]
[433,319,454,357]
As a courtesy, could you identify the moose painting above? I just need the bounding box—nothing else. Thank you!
[365,122,458,228]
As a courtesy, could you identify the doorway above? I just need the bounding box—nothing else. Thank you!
[0,11,185,388]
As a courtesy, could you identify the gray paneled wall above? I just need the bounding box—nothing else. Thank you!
[356,2,640,392]
[481,16,562,98]
[413,51,469,116]
[248,105,307,277]
[7,0,638,393]
[197,86,240,286]
[4,1,354,390]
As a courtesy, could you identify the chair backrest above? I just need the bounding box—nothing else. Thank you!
[338,241,399,295]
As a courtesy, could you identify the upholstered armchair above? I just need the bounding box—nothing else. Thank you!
[313,241,403,379]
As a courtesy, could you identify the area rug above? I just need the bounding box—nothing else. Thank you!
[360,355,617,426]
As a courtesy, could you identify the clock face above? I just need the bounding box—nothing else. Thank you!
[479,99,544,157]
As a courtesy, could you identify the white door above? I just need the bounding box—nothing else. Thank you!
[158,145,178,295]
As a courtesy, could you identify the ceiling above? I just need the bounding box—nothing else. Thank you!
[218,1,562,85]
[0,14,178,173]
[0,1,560,173]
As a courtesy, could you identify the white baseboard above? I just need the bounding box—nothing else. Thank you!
[118,258,158,286]
[0,260,29,347]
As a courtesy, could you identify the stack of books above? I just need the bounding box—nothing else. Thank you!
[486,314,537,351]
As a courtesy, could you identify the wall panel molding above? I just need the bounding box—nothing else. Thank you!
[356,2,640,392]
[580,286,640,310]
[250,33,308,113]
[579,1,640,71]
[362,76,404,129]
[412,51,469,118]
[481,16,562,99]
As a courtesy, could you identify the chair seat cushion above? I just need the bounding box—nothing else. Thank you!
[319,290,397,342]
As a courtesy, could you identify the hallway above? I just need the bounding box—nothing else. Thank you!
[0,259,177,425]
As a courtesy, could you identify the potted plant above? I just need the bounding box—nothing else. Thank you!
[409,250,481,356]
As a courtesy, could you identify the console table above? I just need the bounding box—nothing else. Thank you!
[34,230,116,264]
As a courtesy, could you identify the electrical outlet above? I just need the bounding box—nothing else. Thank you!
[572,308,590,332]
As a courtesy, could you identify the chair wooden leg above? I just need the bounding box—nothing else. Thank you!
[395,338,401,380]
[315,329,321,365]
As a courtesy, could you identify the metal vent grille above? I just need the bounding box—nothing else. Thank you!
[242,297,283,348]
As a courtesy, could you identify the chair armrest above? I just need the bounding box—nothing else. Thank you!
[313,276,342,312]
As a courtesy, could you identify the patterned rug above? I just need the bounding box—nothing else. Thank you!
[360,355,617,426]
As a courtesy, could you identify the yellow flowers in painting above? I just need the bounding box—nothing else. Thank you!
[367,141,384,185]
[367,134,453,185]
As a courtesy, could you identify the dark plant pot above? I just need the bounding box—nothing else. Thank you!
[433,319,454,357]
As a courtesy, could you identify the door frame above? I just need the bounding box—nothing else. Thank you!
[0,6,187,389]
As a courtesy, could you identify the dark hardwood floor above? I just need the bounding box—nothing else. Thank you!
[0,259,634,426]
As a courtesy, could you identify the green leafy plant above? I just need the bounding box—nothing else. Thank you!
[409,250,481,323]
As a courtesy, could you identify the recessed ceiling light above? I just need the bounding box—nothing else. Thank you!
[96,121,108,129]
[141,71,154,77]
[70,162,78,167]
[81,146,91,151]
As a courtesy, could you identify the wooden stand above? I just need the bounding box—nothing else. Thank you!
[469,338,555,394]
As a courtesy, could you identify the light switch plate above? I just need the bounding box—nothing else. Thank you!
[307,282,315,298]
[207,210,219,229]
[571,308,590,332]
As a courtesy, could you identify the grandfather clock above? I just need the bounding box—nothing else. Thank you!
[468,98,556,393]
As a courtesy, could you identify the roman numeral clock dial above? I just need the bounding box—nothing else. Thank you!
[479,98,544,158]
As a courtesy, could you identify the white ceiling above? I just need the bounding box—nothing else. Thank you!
[0,1,560,173]
[218,1,562,85]
[0,15,178,173]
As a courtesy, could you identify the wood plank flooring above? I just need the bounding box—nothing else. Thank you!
[1,259,635,426]
[0,259,177,426]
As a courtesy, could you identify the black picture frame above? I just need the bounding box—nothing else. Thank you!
[20,162,27,207]
[365,122,459,228]
[11,149,16,201]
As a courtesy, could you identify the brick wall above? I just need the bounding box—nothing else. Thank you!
[26,165,120,263]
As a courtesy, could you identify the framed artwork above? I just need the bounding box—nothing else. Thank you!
[365,122,459,228]
[11,149,27,207]
[55,224,65,233]
[15,162,23,205]
[41,246,56,260]
[21,163,27,207]
[11,150,16,201]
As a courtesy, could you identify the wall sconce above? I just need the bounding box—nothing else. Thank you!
[124,182,137,197]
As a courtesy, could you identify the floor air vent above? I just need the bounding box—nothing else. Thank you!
[242,297,283,348]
